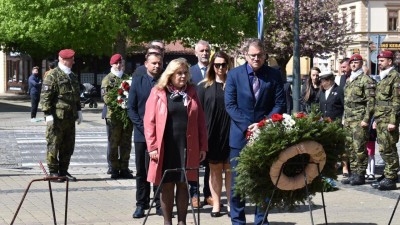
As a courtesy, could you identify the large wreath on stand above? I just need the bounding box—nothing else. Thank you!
[106,78,132,128]
[234,112,346,210]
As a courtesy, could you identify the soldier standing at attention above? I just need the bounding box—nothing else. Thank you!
[101,54,134,179]
[40,49,83,181]
[341,54,376,186]
[371,50,400,191]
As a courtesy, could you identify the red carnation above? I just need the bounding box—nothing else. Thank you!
[295,112,307,119]
[117,99,123,104]
[257,118,268,127]
[118,89,124,95]
[271,113,283,122]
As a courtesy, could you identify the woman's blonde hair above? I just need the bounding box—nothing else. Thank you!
[155,58,192,89]
[200,51,231,90]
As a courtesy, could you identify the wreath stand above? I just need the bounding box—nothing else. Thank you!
[261,161,328,225]
[10,161,70,225]
[388,194,400,225]
[142,148,200,225]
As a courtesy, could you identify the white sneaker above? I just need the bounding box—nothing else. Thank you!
[30,118,37,122]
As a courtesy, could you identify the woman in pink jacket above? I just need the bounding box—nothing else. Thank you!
[144,58,207,225]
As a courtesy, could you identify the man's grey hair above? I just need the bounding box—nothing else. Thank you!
[242,38,265,53]
[195,40,210,51]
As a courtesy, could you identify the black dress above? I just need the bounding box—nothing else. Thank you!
[162,92,188,183]
[198,82,230,163]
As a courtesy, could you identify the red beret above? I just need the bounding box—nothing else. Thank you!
[377,50,393,59]
[349,54,363,63]
[58,49,75,59]
[110,54,122,65]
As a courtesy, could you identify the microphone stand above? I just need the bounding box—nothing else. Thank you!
[142,148,200,225]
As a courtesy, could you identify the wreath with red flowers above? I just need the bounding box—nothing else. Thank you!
[235,111,345,210]
[107,78,132,128]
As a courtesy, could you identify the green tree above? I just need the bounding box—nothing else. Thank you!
[0,0,267,60]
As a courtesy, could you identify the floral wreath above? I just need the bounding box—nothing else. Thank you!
[107,78,132,128]
[235,112,345,210]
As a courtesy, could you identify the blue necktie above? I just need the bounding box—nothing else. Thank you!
[201,67,207,78]
[250,73,260,99]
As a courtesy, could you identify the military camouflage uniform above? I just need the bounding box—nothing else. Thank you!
[101,73,133,172]
[40,67,81,173]
[343,73,376,176]
[374,68,400,180]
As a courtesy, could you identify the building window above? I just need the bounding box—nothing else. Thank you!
[388,10,398,31]
[350,8,356,32]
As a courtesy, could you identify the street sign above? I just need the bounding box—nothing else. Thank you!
[370,34,386,50]
[257,0,264,41]
[370,50,378,64]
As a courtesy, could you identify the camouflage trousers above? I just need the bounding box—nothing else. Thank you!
[106,119,133,171]
[376,121,399,179]
[344,121,368,175]
[46,118,76,173]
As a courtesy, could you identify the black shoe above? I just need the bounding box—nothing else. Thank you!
[110,170,119,179]
[341,174,353,185]
[59,171,77,182]
[377,175,385,182]
[129,169,133,173]
[132,206,145,218]
[210,211,222,217]
[107,168,112,174]
[48,172,63,182]
[156,207,163,216]
[373,178,397,191]
[350,174,365,186]
[120,170,134,179]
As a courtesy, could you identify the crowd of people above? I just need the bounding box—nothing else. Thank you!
[34,38,400,225]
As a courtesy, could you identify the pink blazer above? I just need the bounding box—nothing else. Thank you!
[144,85,208,185]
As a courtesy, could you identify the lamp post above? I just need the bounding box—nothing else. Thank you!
[292,0,301,113]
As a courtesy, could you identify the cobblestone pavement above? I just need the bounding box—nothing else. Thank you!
[1,94,400,225]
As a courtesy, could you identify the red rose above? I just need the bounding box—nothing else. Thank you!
[295,112,306,119]
[117,99,123,104]
[271,114,283,122]
[257,120,265,127]
[118,89,124,95]
[246,130,252,140]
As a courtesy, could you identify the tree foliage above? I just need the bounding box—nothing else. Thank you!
[263,0,352,76]
[0,0,266,59]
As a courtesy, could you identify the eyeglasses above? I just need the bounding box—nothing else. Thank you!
[214,63,227,69]
[247,53,264,59]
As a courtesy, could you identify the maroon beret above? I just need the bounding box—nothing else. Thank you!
[349,54,363,63]
[58,49,75,59]
[110,54,122,65]
[377,50,393,59]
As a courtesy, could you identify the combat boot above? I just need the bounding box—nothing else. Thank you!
[341,174,354,185]
[110,170,119,179]
[372,178,397,191]
[120,169,134,179]
[59,170,77,182]
[350,174,365,186]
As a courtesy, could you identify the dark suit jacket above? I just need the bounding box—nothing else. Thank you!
[190,64,204,85]
[225,63,286,149]
[339,75,347,90]
[127,74,157,142]
[319,83,344,121]
[284,82,293,114]
[132,65,147,77]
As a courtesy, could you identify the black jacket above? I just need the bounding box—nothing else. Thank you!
[319,83,344,121]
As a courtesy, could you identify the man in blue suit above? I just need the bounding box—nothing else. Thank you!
[190,40,211,85]
[225,38,285,225]
[128,52,163,218]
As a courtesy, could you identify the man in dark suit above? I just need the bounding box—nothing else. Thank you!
[189,39,213,208]
[225,38,285,225]
[132,40,165,77]
[128,52,163,218]
[190,40,211,84]
[319,71,344,121]
[336,58,351,90]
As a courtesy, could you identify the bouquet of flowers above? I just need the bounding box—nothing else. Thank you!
[107,78,132,128]
[235,111,345,210]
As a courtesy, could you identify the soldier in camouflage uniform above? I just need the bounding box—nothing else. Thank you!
[371,51,400,191]
[40,49,83,181]
[341,54,376,186]
[101,54,134,179]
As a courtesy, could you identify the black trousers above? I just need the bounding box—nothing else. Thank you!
[30,94,40,118]
[134,142,160,208]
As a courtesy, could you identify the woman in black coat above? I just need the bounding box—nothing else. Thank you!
[197,51,231,217]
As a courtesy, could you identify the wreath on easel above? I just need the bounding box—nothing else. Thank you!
[235,112,346,210]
